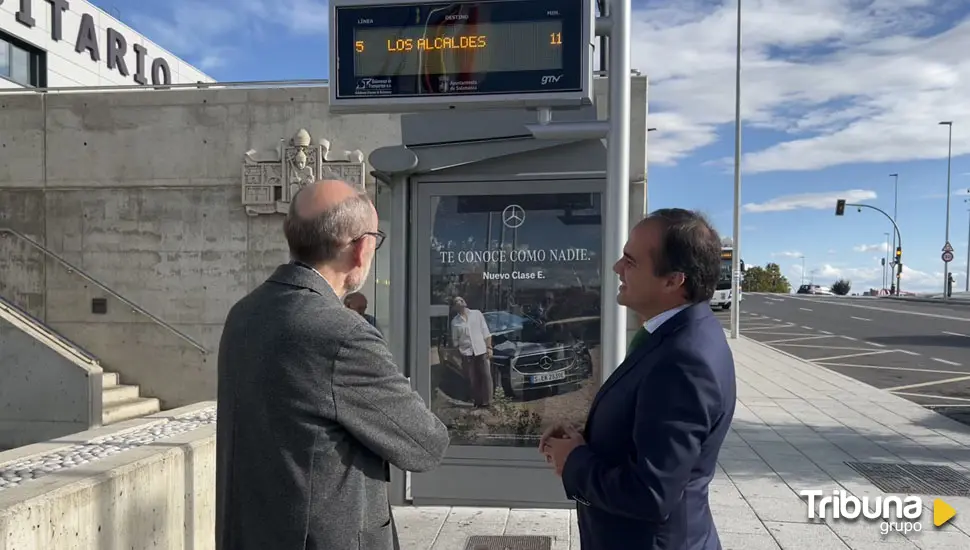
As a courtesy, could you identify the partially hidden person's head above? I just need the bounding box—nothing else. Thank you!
[343,291,368,315]
[613,208,721,319]
[452,296,468,313]
[283,179,384,297]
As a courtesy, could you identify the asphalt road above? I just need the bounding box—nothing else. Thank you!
[714,293,970,425]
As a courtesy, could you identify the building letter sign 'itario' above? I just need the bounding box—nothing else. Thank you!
[12,0,175,86]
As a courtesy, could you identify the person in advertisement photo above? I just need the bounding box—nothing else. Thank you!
[429,193,602,448]
[450,296,494,409]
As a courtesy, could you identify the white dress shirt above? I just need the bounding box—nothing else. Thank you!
[451,309,491,357]
[643,304,690,334]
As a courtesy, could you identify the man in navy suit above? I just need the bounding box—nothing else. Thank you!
[540,208,737,550]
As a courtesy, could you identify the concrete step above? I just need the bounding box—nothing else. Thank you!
[102,384,141,406]
[102,372,119,388]
[102,397,160,425]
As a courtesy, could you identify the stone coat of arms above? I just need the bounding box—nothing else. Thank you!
[241,128,366,216]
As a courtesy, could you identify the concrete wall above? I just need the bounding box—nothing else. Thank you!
[0,78,650,410]
[0,403,215,550]
[1,0,212,87]
[0,86,403,408]
[0,295,101,449]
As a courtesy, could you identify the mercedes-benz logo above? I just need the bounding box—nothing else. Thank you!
[539,356,554,370]
[502,204,525,229]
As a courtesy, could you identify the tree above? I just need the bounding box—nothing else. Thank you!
[742,263,792,293]
[831,278,851,296]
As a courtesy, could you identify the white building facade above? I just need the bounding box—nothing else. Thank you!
[0,0,212,89]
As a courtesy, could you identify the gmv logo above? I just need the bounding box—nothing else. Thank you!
[541,74,563,85]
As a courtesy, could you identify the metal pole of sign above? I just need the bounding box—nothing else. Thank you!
[941,121,953,300]
[729,0,743,339]
[600,0,631,378]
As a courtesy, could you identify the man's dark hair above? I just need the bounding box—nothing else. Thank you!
[282,185,373,265]
[645,208,723,303]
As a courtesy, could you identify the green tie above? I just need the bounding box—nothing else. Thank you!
[627,326,650,357]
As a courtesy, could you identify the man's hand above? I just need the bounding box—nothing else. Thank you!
[538,422,568,452]
[540,426,586,476]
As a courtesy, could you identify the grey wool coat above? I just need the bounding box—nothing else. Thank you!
[215,262,450,550]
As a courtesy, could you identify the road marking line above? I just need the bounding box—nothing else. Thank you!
[897,349,921,356]
[767,343,878,350]
[772,318,782,322]
[743,325,797,331]
[763,335,834,344]
[813,350,896,362]
[800,308,813,312]
[785,295,970,322]
[883,375,970,392]
[815,362,968,375]
[820,330,833,335]
[892,391,970,403]
[742,332,825,337]
[801,325,813,330]
[842,336,858,341]
[925,404,970,408]
[932,357,962,367]
[866,341,886,348]
[943,331,968,338]
[850,316,871,322]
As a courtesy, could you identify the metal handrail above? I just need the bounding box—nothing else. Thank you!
[0,78,331,95]
[0,227,208,354]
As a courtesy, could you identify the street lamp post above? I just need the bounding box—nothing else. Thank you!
[966,206,970,293]
[965,191,969,292]
[799,255,805,285]
[883,232,890,290]
[940,121,953,299]
[889,173,899,270]
[729,0,743,339]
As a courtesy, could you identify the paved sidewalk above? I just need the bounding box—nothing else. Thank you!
[392,336,970,549]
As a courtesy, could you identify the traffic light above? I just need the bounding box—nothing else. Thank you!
[835,199,846,216]
[895,246,902,261]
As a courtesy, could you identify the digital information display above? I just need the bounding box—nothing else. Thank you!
[329,0,593,113]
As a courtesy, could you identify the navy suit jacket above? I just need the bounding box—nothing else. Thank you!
[561,302,737,550]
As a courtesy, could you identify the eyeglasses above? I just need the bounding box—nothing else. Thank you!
[353,229,386,250]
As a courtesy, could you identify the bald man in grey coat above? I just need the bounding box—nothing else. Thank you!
[216,180,450,550]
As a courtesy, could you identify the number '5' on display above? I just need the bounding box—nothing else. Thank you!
[355,41,364,52]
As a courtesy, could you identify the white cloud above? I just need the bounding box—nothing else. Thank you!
[854,243,889,253]
[130,0,329,70]
[743,189,876,213]
[633,0,970,171]
[772,251,803,258]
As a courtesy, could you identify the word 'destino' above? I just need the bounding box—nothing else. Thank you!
[800,490,921,521]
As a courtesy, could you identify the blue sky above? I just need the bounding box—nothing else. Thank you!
[97,0,970,293]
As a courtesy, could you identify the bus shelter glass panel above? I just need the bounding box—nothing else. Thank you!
[427,192,603,448]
